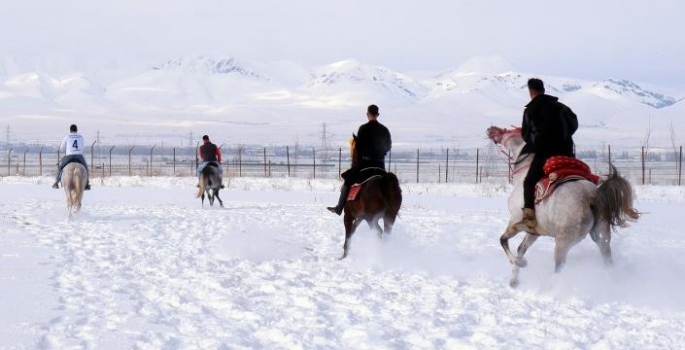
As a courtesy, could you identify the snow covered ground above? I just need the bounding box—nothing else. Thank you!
[1,176,685,349]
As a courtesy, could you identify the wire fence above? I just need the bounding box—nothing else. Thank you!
[0,142,683,186]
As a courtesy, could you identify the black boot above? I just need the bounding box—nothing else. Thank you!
[85,181,91,190]
[52,182,59,189]
[327,185,349,216]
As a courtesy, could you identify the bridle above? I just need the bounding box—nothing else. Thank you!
[487,126,530,178]
[488,126,522,160]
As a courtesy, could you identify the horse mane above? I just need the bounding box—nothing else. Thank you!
[349,136,358,168]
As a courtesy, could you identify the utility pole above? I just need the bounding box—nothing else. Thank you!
[319,122,329,162]
[5,125,10,146]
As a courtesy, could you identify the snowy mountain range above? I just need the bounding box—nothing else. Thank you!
[0,54,683,148]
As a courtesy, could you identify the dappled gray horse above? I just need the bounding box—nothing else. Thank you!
[487,126,639,287]
[196,164,223,208]
[61,162,87,217]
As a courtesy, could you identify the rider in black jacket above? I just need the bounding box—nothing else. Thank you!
[516,78,576,232]
[327,104,392,215]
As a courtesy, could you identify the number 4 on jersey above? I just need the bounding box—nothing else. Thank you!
[72,139,79,149]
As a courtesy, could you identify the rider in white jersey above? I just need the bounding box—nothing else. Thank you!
[52,124,91,190]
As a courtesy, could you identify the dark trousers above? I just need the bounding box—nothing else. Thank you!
[523,153,551,209]
[55,155,89,182]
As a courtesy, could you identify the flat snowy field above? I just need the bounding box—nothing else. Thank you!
[1,176,684,350]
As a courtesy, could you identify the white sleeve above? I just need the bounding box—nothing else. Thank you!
[60,136,68,153]
[77,135,85,152]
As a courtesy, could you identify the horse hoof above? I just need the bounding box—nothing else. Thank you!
[515,257,528,268]
[509,278,520,288]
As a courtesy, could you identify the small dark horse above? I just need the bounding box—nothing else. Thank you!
[340,138,402,259]
[196,164,224,208]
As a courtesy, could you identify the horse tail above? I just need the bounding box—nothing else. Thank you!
[592,163,639,231]
[380,172,402,216]
[197,174,206,198]
[72,166,84,211]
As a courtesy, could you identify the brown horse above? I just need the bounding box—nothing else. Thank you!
[340,137,402,259]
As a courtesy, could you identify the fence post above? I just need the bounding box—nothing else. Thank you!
[7,148,12,176]
[90,140,97,172]
[312,148,316,179]
[416,149,420,183]
[679,145,682,186]
[39,146,44,176]
[641,146,645,185]
[445,148,449,183]
[22,148,29,176]
[286,146,291,177]
[476,148,480,183]
[195,142,199,170]
[338,147,342,178]
[608,144,612,165]
[388,150,392,171]
[238,147,242,177]
[172,147,176,176]
[149,145,156,176]
[128,146,135,176]
[109,146,115,176]
[438,164,441,183]
[224,147,231,176]
[261,147,266,177]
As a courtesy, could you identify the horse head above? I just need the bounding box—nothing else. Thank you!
[486,126,523,152]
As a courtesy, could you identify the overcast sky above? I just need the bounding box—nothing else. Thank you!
[2,0,683,88]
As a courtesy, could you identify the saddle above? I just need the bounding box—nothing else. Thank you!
[347,167,386,201]
[534,156,600,204]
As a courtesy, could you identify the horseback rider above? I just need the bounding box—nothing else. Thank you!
[197,135,224,188]
[52,124,91,190]
[327,104,392,215]
[515,78,577,231]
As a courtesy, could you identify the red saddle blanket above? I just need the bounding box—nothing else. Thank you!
[347,175,384,201]
[347,185,362,201]
[535,156,600,204]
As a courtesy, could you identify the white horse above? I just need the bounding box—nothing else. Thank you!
[61,162,87,217]
[486,126,639,287]
[196,164,224,208]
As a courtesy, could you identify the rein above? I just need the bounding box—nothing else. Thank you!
[488,126,529,180]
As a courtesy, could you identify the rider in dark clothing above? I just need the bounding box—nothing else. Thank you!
[516,78,576,232]
[196,135,224,188]
[327,104,392,215]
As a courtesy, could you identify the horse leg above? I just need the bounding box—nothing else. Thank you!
[208,190,214,206]
[500,224,525,267]
[591,220,612,266]
[201,192,205,208]
[516,232,539,268]
[553,238,574,273]
[215,190,224,208]
[371,217,383,239]
[500,224,526,288]
[509,232,540,288]
[383,213,396,237]
[341,214,361,260]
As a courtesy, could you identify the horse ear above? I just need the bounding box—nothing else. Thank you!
[352,133,357,140]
